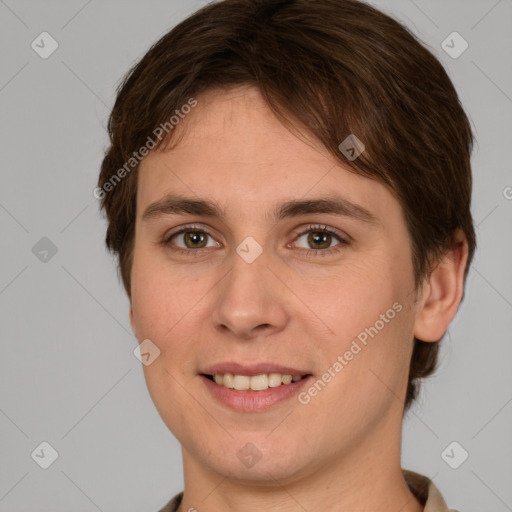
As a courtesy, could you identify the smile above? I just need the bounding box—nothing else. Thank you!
[203,372,307,391]
[199,364,314,412]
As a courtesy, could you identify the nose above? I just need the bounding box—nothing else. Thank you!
[210,248,289,341]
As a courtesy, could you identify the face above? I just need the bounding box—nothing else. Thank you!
[130,85,423,484]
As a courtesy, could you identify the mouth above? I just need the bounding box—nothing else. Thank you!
[199,364,313,412]
[201,372,311,391]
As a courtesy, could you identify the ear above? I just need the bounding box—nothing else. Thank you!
[413,230,469,342]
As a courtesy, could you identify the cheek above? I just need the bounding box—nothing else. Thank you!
[130,252,202,435]
[130,248,203,339]
[130,249,209,403]
[312,307,414,439]
[291,255,401,342]
[301,256,414,407]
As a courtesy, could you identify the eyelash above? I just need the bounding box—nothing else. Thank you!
[162,223,350,258]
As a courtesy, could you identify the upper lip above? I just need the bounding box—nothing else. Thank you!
[201,362,311,377]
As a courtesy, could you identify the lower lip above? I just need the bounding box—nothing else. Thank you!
[201,375,313,412]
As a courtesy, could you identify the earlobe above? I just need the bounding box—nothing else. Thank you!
[413,230,469,342]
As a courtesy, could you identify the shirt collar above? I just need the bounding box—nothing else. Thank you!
[403,469,457,511]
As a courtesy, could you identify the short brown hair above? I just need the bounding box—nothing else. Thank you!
[98,0,476,411]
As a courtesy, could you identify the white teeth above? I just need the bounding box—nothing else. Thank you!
[268,373,282,387]
[281,374,292,385]
[233,375,250,390]
[211,372,305,391]
[223,373,234,388]
[250,374,269,391]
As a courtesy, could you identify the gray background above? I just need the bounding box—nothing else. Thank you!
[0,0,511,511]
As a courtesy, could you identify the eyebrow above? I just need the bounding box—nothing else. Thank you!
[141,194,379,225]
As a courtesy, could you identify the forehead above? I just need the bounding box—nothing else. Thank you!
[136,86,400,226]
[160,86,330,176]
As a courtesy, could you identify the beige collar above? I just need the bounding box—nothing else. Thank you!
[403,469,459,511]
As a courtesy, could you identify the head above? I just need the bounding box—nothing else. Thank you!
[98,0,475,482]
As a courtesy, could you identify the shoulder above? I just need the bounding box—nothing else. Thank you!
[403,469,461,512]
[157,491,183,512]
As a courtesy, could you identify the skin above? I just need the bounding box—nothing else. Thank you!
[129,85,468,512]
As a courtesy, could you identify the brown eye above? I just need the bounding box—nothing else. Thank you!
[182,231,208,249]
[165,227,220,252]
[292,225,350,257]
[307,231,333,250]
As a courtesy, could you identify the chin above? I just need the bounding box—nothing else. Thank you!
[210,453,308,485]
[193,430,318,484]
